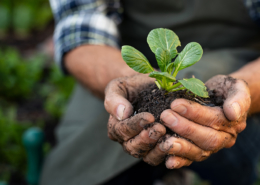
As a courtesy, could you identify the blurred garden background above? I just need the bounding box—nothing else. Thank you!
[0,0,75,184]
[0,0,260,185]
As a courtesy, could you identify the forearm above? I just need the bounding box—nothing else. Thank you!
[64,45,137,98]
[230,57,260,115]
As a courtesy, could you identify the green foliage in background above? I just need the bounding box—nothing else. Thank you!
[0,47,75,182]
[41,65,75,118]
[0,48,44,100]
[0,106,30,181]
[0,0,53,36]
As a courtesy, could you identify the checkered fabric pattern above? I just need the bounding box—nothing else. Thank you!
[244,0,260,25]
[49,0,121,73]
[49,0,260,73]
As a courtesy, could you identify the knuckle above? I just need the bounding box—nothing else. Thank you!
[190,110,201,123]
[181,125,195,138]
[236,122,246,133]
[225,138,236,148]
[123,141,141,158]
[207,133,222,151]
[104,96,112,109]
[185,160,193,167]
[143,156,158,166]
[209,114,225,130]
[122,142,130,153]
[196,150,211,162]
[115,123,130,141]
[107,132,116,141]
[139,131,150,145]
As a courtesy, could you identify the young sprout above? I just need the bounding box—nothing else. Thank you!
[121,28,209,98]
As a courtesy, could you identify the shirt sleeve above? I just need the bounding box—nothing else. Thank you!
[49,0,121,73]
[244,0,260,26]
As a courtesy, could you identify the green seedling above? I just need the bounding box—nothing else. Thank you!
[121,28,209,98]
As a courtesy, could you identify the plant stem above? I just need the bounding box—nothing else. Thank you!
[155,81,161,89]
[162,77,167,89]
[170,86,186,92]
[156,80,163,89]
[167,82,182,91]
[172,69,178,78]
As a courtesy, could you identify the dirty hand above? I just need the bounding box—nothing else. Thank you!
[105,74,166,158]
[144,75,250,169]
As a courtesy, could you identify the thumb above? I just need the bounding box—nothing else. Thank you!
[223,79,251,121]
[104,78,134,120]
[104,74,154,120]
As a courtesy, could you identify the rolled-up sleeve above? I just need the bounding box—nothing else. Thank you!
[49,0,120,73]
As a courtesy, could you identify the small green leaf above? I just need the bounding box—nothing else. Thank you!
[149,71,176,82]
[122,46,154,74]
[155,48,171,72]
[173,42,203,76]
[147,28,180,59]
[166,62,174,74]
[178,78,209,98]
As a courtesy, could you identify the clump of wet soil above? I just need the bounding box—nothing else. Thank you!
[133,83,224,124]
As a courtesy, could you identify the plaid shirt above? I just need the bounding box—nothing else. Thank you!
[49,0,260,72]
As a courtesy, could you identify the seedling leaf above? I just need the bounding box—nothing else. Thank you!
[178,78,209,98]
[155,48,171,72]
[173,42,203,76]
[149,71,176,82]
[147,28,180,59]
[166,62,174,74]
[122,46,154,74]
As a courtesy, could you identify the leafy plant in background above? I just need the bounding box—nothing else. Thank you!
[0,106,31,181]
[122,28,209,98]
[0,47,75,182]
[41,66,75,118]
[0,48,44,100]
[0,0,53,37]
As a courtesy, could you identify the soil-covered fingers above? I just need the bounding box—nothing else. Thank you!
[143,135,171,166]
[161,110,235,151]
[123,123,166,158]
[108,112,155,143]
[170,99,240,135]
[143,135,211,166]
[205,75,251,121]
[105,75,154,120]
[165,156,192,169]
[160,136,211,161]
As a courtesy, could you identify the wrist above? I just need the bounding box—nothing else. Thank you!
[63,44,138,98]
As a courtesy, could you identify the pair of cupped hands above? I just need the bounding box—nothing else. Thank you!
[104,74,250,169]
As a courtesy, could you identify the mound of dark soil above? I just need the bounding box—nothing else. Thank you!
[133,83,224,124]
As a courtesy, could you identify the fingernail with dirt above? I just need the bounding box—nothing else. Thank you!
[172,105,187,115]
[162,113,178,127]
[116,104,125,120]
[139,119,147,127]
[159,140,172,152]
[172,160,180,168]
[149,129,161,140]
[232,102,241,120]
